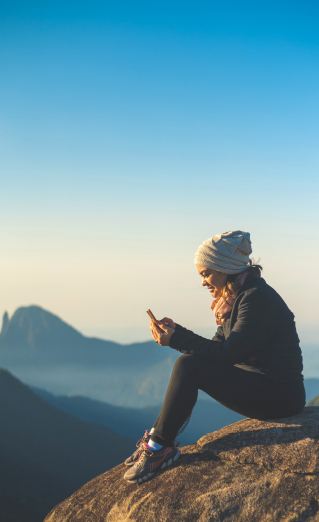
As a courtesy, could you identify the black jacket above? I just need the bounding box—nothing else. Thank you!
[169,277,304,383]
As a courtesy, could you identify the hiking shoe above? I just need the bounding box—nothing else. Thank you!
[124,430,151,466]
[123,443,180,484]
[125,431,180,467]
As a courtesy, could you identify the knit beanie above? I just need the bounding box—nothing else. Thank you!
[194,230,252,274]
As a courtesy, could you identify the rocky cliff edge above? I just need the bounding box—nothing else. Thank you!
[44,407,319,522]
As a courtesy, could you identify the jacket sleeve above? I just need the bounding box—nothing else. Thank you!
[175,323,219,341]
[169,290,272,365]
[212,325,225,342]
[175,323,206,339]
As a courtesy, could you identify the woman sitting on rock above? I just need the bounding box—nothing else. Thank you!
[123,230,305,484]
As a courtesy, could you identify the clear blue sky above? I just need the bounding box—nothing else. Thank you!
[0,1,318,343]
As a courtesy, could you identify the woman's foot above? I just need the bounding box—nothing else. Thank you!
[125,430,180,467]
[124,430,151,466]
[123,443,180,484]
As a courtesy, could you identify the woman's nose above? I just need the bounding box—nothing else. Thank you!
[202,278,207,286]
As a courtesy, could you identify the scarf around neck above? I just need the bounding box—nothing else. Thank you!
[211,271,249,325]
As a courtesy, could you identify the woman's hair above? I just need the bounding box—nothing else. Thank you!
[221,258,262,303]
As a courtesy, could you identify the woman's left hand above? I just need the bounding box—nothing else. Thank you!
[150,321,174,346]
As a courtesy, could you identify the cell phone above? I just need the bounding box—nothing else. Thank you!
[146,309,160,327]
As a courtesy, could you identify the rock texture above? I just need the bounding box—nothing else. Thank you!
[44,407,319,522]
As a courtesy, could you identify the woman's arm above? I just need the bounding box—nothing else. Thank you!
[157,318,216,341]
[175,323,213,340]
[168,290,271,365]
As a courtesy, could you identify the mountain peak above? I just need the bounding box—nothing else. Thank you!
[0,305,84,353]
[1,311,9,335]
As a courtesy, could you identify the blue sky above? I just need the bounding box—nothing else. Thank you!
[0,1,318,343]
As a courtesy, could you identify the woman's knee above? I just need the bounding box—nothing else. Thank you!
[172,354,196,375]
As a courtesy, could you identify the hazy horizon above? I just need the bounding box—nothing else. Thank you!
[1,303,319,403]
[2,303,319,347]
[2,302,319,382]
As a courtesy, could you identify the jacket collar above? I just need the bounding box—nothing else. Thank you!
[237,275,263,296]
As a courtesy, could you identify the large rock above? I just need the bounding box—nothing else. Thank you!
[44,407,319,522]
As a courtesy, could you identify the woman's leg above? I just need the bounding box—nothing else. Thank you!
[151,354,305,446]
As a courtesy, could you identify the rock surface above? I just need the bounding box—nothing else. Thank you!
[44,407,319,522]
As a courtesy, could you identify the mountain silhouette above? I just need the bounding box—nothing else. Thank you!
[0,367,135,522]
[0,305,116,361]
[0,305,171,364]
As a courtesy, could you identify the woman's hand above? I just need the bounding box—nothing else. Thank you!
[158,317,176,329]
[150,321,175,346]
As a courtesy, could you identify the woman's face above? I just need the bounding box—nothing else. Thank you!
[197,265,228,298]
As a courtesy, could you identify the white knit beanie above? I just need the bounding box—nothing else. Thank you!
[194,230,252,274]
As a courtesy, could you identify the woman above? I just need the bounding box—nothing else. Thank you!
[124,230,305,484]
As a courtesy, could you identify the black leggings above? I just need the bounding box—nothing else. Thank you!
[151,354,306,446]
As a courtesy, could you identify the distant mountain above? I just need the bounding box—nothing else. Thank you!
[31,386,245,446]
[0,368,135,522]
[0,306,86,356]
[0,306,179,406]
[0,305,160,364]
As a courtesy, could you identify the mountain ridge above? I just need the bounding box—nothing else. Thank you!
[0,367,135,522]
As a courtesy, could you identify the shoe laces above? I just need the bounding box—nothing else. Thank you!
[136,443,154,463]
[135,430,150,449]
[131,445,154,472]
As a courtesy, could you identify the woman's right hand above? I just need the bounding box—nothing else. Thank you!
[158,317,176,330]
